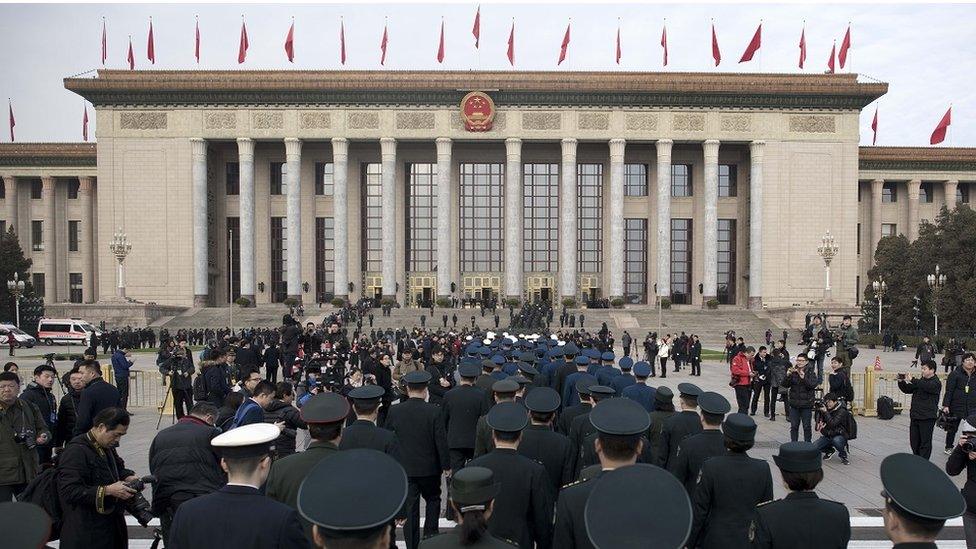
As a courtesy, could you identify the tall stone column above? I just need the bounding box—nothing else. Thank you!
[907,179,921,242]
[285,138,303,303]
[41,176,57,304]
[331,138,349,301]
[656,139,673,299]
[237,138,256,306]
[191,138,209,306]
[748,141,765,309]
[870,179,884,261]
[2,176,16,237]
[380,138,397,300]
[504,138,523,299]
[559,138,578,300]
[608,139,626,299]
[945,180,958,211]
[78,177,95,303]
[435,138,453,299]
[702,139,720,305]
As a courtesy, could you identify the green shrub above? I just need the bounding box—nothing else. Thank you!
[234,297,251,307]
[436,297,453,308]
[561,297,577,308]
[282,297,298,307]
[660,297,672,309]
[706,299,719,310]
[380,297,397,307]
[610,298,625,308]
[331,297,346,308]
[503,298,521,308]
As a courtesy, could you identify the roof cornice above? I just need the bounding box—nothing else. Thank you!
[0,143,97,168]
[858,146,976,172]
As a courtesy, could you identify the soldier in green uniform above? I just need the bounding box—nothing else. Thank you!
[473,379,520,458]
[658,383,703,469]
[420,467,517,548]
[670,391,731,494]
[339,384,401,459]
[518,387,574,492]
[880,453,966,549]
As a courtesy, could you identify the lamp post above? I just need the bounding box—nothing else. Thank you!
[872,279,887,335]
[927,264,947,337]
[6,272,25,327]
[817,231,839,302]
[109,227,132,299]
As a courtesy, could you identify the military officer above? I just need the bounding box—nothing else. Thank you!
[609,357,636,396]
[442,362,490,475]
[473,379,520,457]
[518,387,574,492]
[657,382,704,469]
[670,391,731,494]
[168,423,308,549]
[420,467,517,548]
[265,392,348,543]
[467,402,554,549]
[568,385,616,477]
[593,352,619,386]
[751,441,851,548]
[551,343,580,397]
[553,396,650,549]
[562,356,597,408]
[646,385,676,464]
[880,453,966,549]
[556,377,597,435]
[621,361,656,411]
[339,384,401,459]
[384,370,450,549]
[517,361,544,392]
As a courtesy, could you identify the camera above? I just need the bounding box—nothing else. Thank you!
[897,373,908,381]
[123,475,157,527]
[14,429,37,450]
[963,440,976,453]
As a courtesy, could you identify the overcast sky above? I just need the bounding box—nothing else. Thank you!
[0,2,972,146]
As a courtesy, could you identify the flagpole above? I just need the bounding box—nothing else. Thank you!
[758,19,763,73]
[568,17,572,71]
[847,21,853,74]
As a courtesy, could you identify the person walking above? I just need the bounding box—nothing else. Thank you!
[943,353,976,455]
[730,346,755,415]
[110,347,133,411]
[898,359,942,459]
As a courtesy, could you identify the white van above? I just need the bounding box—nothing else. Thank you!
[0,324,36,348]
[36,318,100,346]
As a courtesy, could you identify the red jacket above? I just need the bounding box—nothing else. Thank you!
[730,352,753,386]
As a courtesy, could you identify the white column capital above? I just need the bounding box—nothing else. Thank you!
[236,138,255,160]
[656,139,674,158]
[609,138,626,159]
[749,140,765,159]
[703,139,720,159]
[561,138,578,159]
[78,176,95,192]
[946,179,959,186]
[871,179,884,192]
[505,138,522,158]
[380,137,397,159]
[190,137,207,158]
[330,137,349,158]
[284,138,302,160]
[40,176,55,191]
[907,179,922,200]
[436,137,452,157]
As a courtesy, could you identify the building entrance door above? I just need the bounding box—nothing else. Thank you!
[526,276,555,304]
[364,275,383,305]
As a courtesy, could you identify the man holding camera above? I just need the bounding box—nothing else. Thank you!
[0,371,49,502]
[942,353,976,455]
[802,315,833,384]
[813,392,852,465]
[898,359,942,459]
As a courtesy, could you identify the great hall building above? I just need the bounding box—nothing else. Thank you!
[0,70,974,313]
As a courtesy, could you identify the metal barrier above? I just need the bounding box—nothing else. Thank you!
[52,368,169,411]
[850,368,949,417]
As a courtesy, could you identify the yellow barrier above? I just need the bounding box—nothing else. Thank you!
[849,368,949,417]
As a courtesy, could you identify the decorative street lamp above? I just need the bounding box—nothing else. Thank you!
[872,278,887,335]
[817,231,839,302]
[927,264,947,337]
[109,227,132,299]
[6,272,25,327]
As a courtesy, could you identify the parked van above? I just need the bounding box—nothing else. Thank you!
[0,324,36,348]
[36,318,100,346]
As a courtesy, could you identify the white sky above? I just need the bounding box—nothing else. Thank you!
[0,2,972,146]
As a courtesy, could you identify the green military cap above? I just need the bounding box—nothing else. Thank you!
[450,466,501,508]
[654,386,674,404]
[492,379,519,394]
[589,385,616,402]
[524,387,560,413]
[677,383,703,398]
[721,413,757,443]
[458,362,482,378]
[486,401,528,433]
[348,384,385,402]
[698,392,731,415]
[772,441,822,473]
[300,392,350,425]
[881,453,966,523]
[403,370,432,385]
[516,361,539,377]
[589,396,651,435]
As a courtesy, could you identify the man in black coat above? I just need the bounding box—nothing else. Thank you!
[943,352,976,454]
[669,392,730,494]
[73,360,122,436]
[339,384,401,460]
[657,383,703,469]
[158,342,195,419]
[567,386,616,478]
[56,369,85,449]
[383,370,450,549]
[518,387,573,492]
[441,363,490,474]
[19,363,59,465]
[898,359,942,459]
[556,377,596,435]
[551,344,580,396]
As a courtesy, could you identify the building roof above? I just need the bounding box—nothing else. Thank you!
[0,143,97,168]
[64,70,887,110]
[859,146,976,171]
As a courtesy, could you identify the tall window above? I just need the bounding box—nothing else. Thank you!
[32,274,44,299]
[920,182,933,203]
[882,182,897,203]
[670,219,693,304]
[225,162,239,195]
[624,218,648,304]
[958,183,971,205]
[856,223,861,255]
[577,163,603,273]
[31,220,43,251]
[30,179,42,199]
[407,163,437,272]
[315,162,334,196]
[68,179,80,200]
[717,219,737,304]
[460,163,505,272]
[718,164,737,197]
[0,221,6,234]
[0,182,5,199]
[270,162,285,195]
[226,217,240,303]
[671,164,692,197]
[624,164,648,197]
[361,163,383,273]
[68,220,80,252]
[270,217,287,302]
[523,163,559,273]
[315,217,335,301]
[881,223,897,238]
[69,273,83,303]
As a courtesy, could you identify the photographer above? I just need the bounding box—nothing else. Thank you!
[813,392,852,465]
[19,364,58,465]
[898,359,942,459]
[946,416,976,547]
[782,355,818,442]
[159,340,195,419]
[767,347,790,421]
[801,315,832,384]
[834,315,859,371]
[0,371,49,502]
[750,346,771,417]
[943,353,976,455]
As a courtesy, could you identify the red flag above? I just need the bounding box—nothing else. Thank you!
[798,25,806,69]
[661,24,668,66]
[285,19,295,62]
[930,107,952,145]
[871,107,878,145]
[507,21,515,66]
[127,36,135,70]
[238,19,249,64]
[147,18,155,64]
[101,18,107,65]
[739,23,761,63]
[472,6,480,49]
[615,25,621,65]
[380,22,388,66]
[557,22,570,65]
[339,19,346,65]
[711,23,721,66]
[83,105,89,142]
[194,16,200,63]
[8,100,14,142]
[839,24,851,69]
[437,19,445,63]
[827,41,835,73]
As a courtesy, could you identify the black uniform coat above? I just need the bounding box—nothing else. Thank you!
[556,402,590,435]
[468,448,554,549]
[657,410,703,469]
[441,384,490,449]
[751,491,850,549]
[168,485,307,549]
[518,423,574,492]
[669,429,727,494]
[265,440,340,542]
[73,377,122,436]
[688,453,773,549]
[420,531,517,548]
[384,397,450,477]
[647,409,676,464]
[552,470,602,549]
[567,412,597,477]
[338,419,401,460]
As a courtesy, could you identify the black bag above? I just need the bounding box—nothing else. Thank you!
[192,373,209,402]
[17,467,62,541]
[846,410,858,440]
[847,347,860,360]
[877,396,896,420]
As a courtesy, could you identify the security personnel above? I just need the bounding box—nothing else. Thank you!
[421,467,517,548]
[384,370,450,549]
[688,414,773,549]
[298,449,408,549]
[621,361,655,410]
[553,396,650,549]
[265,392,349,543]
[552,343,580,397]
[658,382,703,469]
[568,386,616,477]
[647,386,676,464]
[517,361,544,392]
[880,453,966,548]
[339,384,401,459]
[442,362,490,475]
[594,352,620,386]
[670,391,731,494]
[610,357,636,396]
[751,441,851,548]
[556,377,597,435]
[468,402,554,549]
[518,387,574,492]
[168,423,308,549]
[474,379,520,457]
[562,356,597,408]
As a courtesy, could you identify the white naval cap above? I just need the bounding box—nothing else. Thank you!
[211,423,280,458]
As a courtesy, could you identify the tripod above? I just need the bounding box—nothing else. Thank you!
[155,374,176,430]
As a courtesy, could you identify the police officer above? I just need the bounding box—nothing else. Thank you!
[168,423,308,549]
[518,387,574,492]
[882,453,966,548]
[467,402,554,549]
[557,377,596,435]
[610,357,636,396]
[670,391,731,494]
[421,467,517,548]
[621,361,655,411]
[751,441,851,548]
[562,356,596,408]
[658,383,704,469]
[474,379,520,458]
[442,362,490,475]
[568,386,616,477]
[339,384,401,459]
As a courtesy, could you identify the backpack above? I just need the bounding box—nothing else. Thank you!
[192,372,209,402]
[845,410,858,440]
[840,374,855,403]
[877,396,896,420]
[17,467,62,540]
